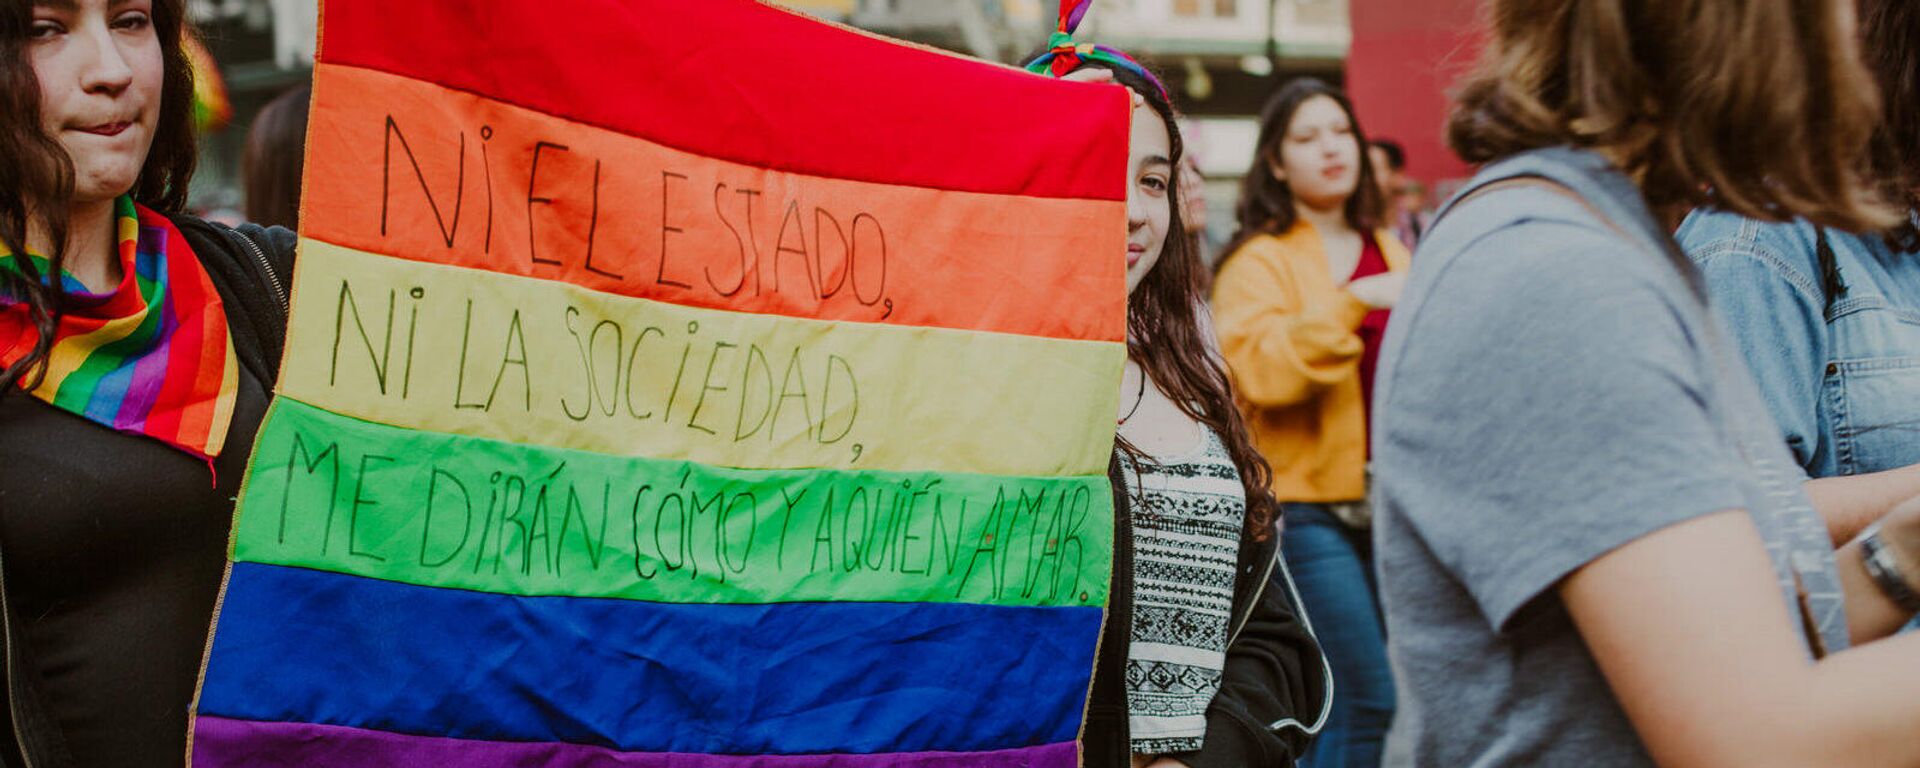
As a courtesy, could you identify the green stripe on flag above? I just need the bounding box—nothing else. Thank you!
[235,397,1115,607]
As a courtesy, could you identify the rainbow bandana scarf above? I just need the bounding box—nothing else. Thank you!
[0,196,239,461]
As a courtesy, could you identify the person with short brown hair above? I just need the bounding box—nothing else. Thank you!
[1445,0,1892,233]
[1677,0,1920,533]
[1369,0,1920,765]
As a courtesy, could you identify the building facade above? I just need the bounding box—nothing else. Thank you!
[184,0,314,216]
[1345,0,1479,188]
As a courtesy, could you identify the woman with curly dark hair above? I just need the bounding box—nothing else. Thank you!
[1,0,295,763]
[1025,3,1331,764]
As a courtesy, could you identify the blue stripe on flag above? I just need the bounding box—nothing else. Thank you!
[199,562,1101,755]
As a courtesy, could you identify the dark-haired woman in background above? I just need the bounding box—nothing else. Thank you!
[1211,78,1403,768]
[1678,0,1920,549]
[1027,4,1330,763]
[1,0,294,763]
[1367,139,1426,250]
[242,82,309,230]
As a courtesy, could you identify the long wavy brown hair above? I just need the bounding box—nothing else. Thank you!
[1,0,199,395]
[1059,57,1279,541]
[1448,0,1900,232]
[1861,0,1920,248]
[1228,78,1385,256]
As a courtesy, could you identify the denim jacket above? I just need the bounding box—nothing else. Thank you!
[1678,209,1920,479]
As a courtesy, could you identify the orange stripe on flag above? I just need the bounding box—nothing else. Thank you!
[302,64,1126,343]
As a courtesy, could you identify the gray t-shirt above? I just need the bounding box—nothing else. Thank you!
[1370,148,1847,767]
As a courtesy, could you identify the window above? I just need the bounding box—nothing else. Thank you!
[1174,0,1237,17]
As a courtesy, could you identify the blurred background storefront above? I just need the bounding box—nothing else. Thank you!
[184,0,315,220]
[188,0,1477,240]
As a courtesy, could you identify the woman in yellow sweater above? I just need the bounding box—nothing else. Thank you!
[1212,78,1406,768]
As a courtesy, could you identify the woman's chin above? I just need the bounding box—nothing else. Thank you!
[69,170,140,206]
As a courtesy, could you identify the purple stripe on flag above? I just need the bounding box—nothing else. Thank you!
[191,717,1080,768]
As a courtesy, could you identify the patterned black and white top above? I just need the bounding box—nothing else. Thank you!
[1120,427,1245,754]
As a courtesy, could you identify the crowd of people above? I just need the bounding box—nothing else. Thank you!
[3,0,1919,766]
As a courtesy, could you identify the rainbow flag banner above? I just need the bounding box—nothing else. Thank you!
[189,1,1128,766]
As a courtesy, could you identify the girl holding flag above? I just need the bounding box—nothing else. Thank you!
[0,0,294,763]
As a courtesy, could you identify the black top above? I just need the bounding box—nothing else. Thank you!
[0,369,268,766]
[0,216,292,768]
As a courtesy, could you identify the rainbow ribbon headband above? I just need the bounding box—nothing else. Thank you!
[1022,0,1170,103]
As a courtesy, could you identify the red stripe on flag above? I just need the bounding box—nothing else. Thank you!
[317,0,1129,201]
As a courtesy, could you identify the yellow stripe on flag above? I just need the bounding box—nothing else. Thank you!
[281,239,1124,476]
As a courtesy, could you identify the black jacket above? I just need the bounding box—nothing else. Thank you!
[1081,453,1332,768]
[1,216,293,768]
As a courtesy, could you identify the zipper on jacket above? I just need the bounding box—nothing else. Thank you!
[1226,547,1279,646]
[2,548,37,768]
[237,231,288,319]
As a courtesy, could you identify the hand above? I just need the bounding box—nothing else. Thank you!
[1345,271,1407,309]
[1057,67,1147,108]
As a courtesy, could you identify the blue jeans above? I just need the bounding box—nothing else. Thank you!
[1280,503,1394,768]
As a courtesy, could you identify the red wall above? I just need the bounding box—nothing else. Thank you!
[1345,0,1484,186]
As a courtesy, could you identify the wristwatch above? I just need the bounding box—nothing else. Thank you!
[1860,523,1920,615]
